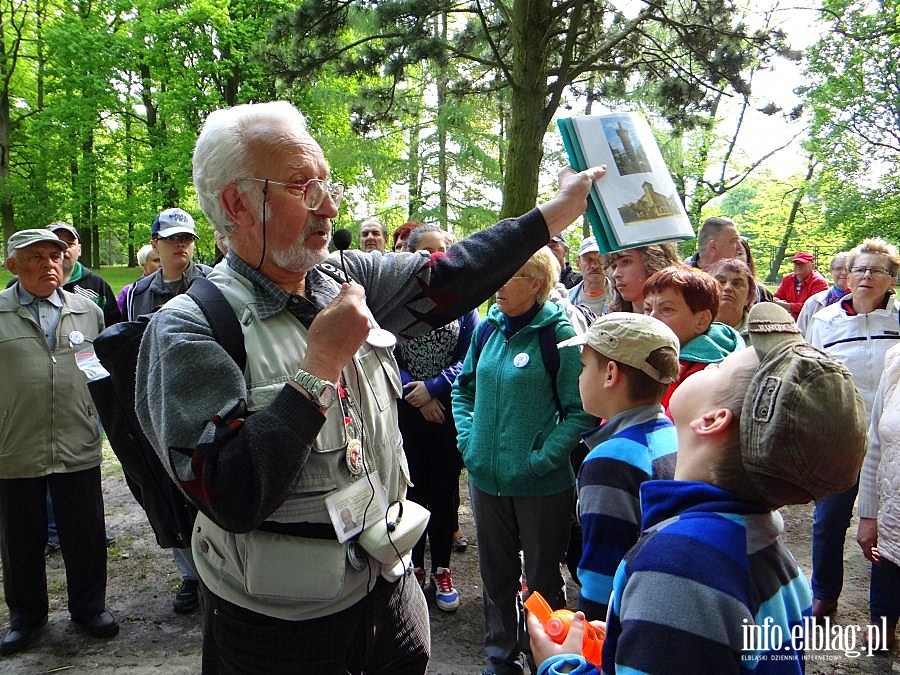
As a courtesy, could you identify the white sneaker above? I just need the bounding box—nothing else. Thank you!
[431,567,460,612]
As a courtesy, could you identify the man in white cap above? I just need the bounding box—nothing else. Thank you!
[0,229,118,655]
[124,207,209,615]
[126,207,212,321]
[549,234,581,289]
[567,236,610,316]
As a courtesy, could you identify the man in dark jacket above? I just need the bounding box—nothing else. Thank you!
[549,234,582,289]
[125,207,210,614]
[125,208,212,321]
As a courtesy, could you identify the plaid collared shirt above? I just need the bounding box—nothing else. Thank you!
[226,251,343,328]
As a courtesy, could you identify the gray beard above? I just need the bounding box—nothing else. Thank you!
[268,218,329,272]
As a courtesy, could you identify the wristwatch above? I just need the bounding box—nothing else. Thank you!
[291,370,338,409]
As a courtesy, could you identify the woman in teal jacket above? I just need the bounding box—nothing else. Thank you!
[452,247,595,675]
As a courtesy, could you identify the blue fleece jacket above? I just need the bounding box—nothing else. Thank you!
[539,481,811,675]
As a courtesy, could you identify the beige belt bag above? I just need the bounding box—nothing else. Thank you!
[241,530,347,602]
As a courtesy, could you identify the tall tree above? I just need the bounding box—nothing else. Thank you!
[266,0,788,218]
[802,0,900,243]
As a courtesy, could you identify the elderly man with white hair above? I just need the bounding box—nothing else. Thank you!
[134,100,607,673]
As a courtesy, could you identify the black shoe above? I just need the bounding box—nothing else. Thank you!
[172,578,199,614]
[44,541,60,557]
[105,533,116,547]
[453,533,469,553]
[72,610,119,638]
[0,618,47,656]
[812,597,838,618]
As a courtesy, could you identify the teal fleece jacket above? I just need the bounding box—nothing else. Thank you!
[451,301,595,497]
[680,321,744,363]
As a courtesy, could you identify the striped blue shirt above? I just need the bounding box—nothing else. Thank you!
[576,404,676,620]
[541,481,811,675]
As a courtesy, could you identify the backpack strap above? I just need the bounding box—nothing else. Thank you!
[466,319,563,419]
[537,324,564,419]
[186,277,246,372]
[456,320,494,389]
[476,320,495,357]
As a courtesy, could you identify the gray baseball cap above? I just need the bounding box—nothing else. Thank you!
[46,222,79,240]
[7,229,69,254]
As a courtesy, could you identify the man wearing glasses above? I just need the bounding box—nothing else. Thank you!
[773,250,829,320]
[805,237,900,621]
[134,100,605,674]
[125,208,212,321]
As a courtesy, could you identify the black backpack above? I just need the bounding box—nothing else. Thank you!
[467,301,596,419]
[87,277,245,549]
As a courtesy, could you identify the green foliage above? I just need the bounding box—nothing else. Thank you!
[802,0,900,240]
[264,0,789,221]
[0,0,888,275]
[711,168,848,281]
[804,0,900,177]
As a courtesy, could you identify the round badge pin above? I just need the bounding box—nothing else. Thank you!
[346,439,363,475]
[366,327,396,349]
[513,352,530,368]
[68,330,85,346]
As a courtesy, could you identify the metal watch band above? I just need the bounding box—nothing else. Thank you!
[291,369,337,408]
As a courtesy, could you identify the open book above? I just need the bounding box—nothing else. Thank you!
[558,113,695,253]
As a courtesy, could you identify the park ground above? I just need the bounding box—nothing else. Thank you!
[0,449,898,674]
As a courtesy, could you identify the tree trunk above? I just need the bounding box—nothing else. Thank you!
[766,159,817,283]
[500,0,552,220]
[0,88,13,243]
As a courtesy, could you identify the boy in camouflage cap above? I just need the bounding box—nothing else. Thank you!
[530,302,867,674]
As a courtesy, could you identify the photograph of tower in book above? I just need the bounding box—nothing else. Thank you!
[558,112,695,251]
[603,118,653,176]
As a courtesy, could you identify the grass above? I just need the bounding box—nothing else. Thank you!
[102,439,125,480]
[0,264,140,295]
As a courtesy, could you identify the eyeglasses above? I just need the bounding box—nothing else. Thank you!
[501,275,535,286]
[243,177,344,211]
[157,234,196,245]
[849,266,894,279]
[831,266,848,273]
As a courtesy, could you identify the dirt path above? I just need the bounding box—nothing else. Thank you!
[0,455,897,674]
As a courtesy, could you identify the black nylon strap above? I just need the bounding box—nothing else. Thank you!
[186,276,246,372]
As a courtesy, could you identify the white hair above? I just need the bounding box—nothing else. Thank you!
[136,243,154,266]
[193,101,309,237]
